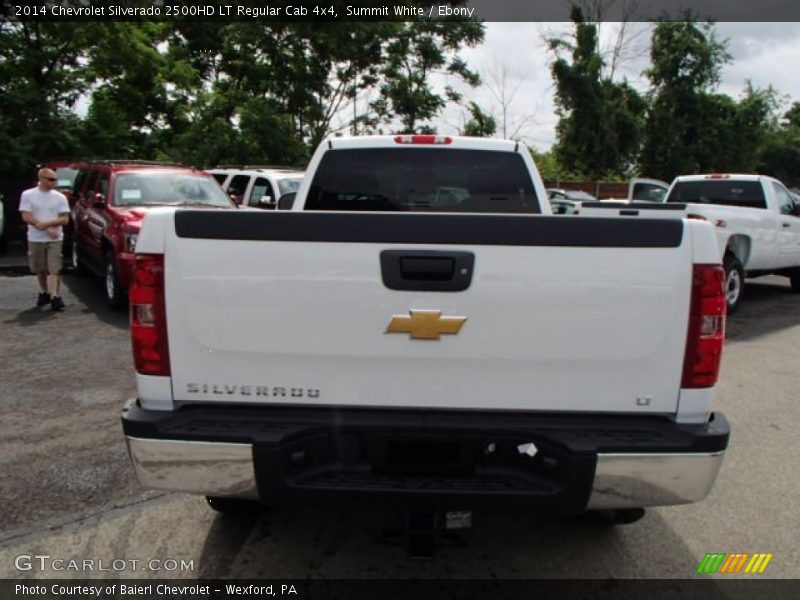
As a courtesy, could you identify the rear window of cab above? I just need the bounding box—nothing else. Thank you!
[666,180,767,209]
[305,148,539,213]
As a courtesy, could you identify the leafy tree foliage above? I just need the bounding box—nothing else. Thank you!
[637,19,788,182]
[377,20,484,134]
[529,148,575,181]
[549,8,645,179]
[462,102,496,137]
[81,23,172,159]
[0,21,96,171]
[758,101,800,187]
[639,17,733,179]
[0,17,485,175]
[784,101,800,129]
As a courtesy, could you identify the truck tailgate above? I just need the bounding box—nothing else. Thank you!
[164,211,691,414]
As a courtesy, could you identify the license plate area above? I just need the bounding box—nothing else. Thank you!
[253,426,596,511]
[372,436,470,474]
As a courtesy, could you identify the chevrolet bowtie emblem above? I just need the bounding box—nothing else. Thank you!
[385,310,467,340]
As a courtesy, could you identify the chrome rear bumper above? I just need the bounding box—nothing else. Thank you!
[126,437,258,499]
[125,436,725,509]
[587,451,725,508]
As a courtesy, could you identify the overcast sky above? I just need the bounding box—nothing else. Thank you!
[434,22,800,150]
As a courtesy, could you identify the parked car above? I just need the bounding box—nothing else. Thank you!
[208,166,304,209]
[70,160,236,309]
[546,188,596,214]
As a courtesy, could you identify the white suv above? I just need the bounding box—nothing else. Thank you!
[208,166,304,209]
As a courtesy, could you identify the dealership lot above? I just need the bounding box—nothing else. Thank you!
[0,271,798,579]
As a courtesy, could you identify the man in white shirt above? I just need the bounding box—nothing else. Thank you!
[19,167,70,311]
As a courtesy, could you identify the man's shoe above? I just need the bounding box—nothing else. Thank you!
[36,292,51,307]
[50,296,65,312]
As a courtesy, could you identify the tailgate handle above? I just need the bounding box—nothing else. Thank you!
[400,257,454,281]
[381,250,475,292]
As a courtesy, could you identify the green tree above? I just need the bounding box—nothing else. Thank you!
[782,101,800,129]
[462,102,496,137]
[377,20,484,134]
[0,18,488,173]
[639,17,732,179]
[81,23,171,159]
[0,21,96,170]
[529,147,573,181]
[267,22,398,149]
[757,101,800,186]
[157,21,411,163]
[548,8,645,179]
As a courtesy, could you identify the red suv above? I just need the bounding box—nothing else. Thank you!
[69,160,235,309]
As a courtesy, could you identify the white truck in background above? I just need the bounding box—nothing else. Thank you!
[620,178,671,203]
[121,136,730,551]
[582,173,800,312]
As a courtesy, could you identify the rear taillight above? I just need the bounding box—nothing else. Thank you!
[130,254,170,376]
[393,135,452,145]
[682,264,726,388]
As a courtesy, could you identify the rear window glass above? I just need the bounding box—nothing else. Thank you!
[55,167,78,190]
[278,177,303,196]
[666,180,767,209]
[305,148,539,213]
[113,173,234,207]
[631,183,666,202]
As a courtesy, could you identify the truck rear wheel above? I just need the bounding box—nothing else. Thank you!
[789,271,800,292]
[723,253,744,313]
[205,496,263,515]
[590,508,646,525]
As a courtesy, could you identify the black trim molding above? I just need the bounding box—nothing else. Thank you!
[174,211,684,248]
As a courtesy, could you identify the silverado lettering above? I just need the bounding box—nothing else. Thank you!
[186,383,320,398]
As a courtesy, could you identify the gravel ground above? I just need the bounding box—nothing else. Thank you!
[0,271,151,538]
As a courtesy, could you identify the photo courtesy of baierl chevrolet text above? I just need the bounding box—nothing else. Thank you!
[1,1,799,599]
[15,583,300,597]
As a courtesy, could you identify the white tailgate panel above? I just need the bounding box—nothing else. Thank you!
[166,237,692,414]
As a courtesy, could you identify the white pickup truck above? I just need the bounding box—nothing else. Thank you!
[121,136,730,540]
[583,173,800,312]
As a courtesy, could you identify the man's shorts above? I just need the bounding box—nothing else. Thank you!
[28,241,63,274]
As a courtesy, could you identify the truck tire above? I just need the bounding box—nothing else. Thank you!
[105,251,126,310]
[70,237,88,275]
[723,253,745,313]
[205,496,262,515]
[789,271,800,293]
[590,508,646,525]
